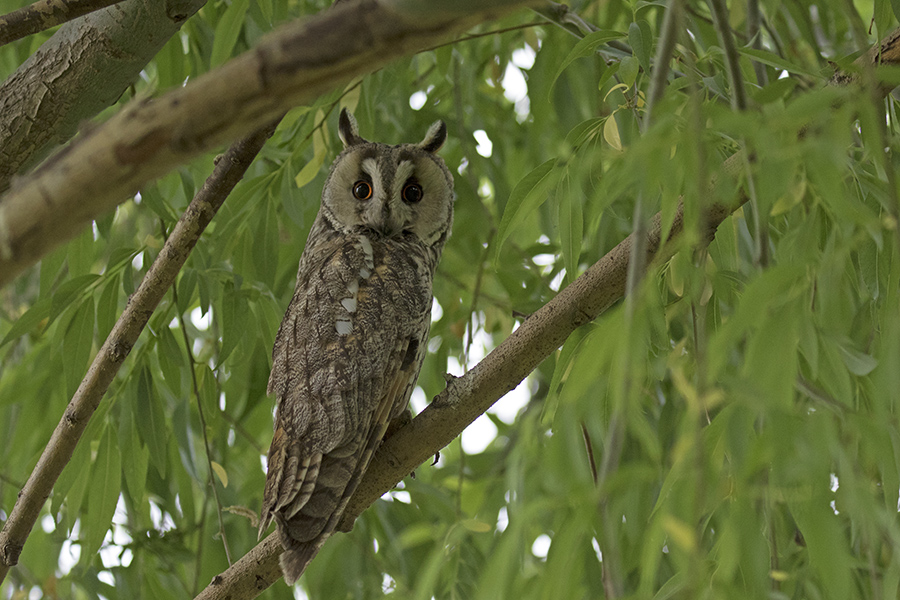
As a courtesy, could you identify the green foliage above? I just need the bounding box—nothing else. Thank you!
[2,0,900,599]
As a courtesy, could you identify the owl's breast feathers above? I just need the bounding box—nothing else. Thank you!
[260,232,433,583]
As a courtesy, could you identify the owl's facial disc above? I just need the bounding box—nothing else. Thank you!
[348,154,449,243]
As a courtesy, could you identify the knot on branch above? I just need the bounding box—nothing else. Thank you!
[64,407,79,427]
[108,340,132,362]
[1,541,23,567]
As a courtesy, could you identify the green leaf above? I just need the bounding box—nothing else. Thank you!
[50,273,100,322]
[493,159,560,262]
[136,365,168,478]
[211,461,229,488]
[629,20,653,73]
[750,77,798,104]
[83,424,121,561]
[51,426,94,518]
[294,120,328,188]
[218,280,248,364]
[550,30,626,95]
[63,296,95,398]
[96,275,119,343]
[67,227,95,277]
[139,184,175,221]
[836,339,878,375]
[119,399,149,505]
[557,173,582,286]
[737,46,818,78]
[1,296,51,347]
[198,365,222,431]
[39,246,67,298]
[157,325,185,396]
[210,0,249,68]
[252,195,279,289]
[619,55,640,87]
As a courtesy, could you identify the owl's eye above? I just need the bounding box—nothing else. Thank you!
[402,182,423,204]
[352,181,372,200]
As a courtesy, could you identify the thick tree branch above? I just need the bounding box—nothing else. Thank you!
[0,0,535,291]
[0,0,126,47]
[0,0,206,193]
[0,120,279,583]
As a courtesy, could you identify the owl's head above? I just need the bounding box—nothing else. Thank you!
[320,109,454,248]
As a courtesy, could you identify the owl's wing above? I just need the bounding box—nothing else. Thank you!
[276,332,425,583]
[259,237,431,575]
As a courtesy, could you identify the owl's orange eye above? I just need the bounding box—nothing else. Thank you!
[402,182,423,203]
[352,181,372,200]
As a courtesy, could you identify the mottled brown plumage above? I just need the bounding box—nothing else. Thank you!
[260,110,453,584]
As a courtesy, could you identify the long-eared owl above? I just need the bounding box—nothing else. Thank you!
[259,109,454,584]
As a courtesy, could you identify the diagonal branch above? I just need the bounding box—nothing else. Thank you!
[0,0,126,47]
[0,0,537,291]
[0,120,279,584]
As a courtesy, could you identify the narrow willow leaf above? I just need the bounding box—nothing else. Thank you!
[211,461,229,488]
[629,20,653,73]
[460,518,491,533]
[63,296,95,398]
[295,119,328,188]
[119,399,149,505]
[542,328,589,425]
[157,326,185,396]
[837,340,878,375]
[83,425,121,561]
[557,173,582,286]
[493,159,559,262]
[67,227,95,277]
[156,33,186,91]
[619,55,640,87]
[253,196,279,288]
[49,273,100,322]
[218,280,247,364]
[39,245,67,298]
[139,184,176,221]
[210,0,249,68]
[51,428,93,518]
[96,275,119,343]
[603,116,622,151]
[136,365,168,477]
[737,47,818,78]
[1,296,51,346]
[549,30,626,96]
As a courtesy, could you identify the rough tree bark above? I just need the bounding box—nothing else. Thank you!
[0,0,206,193]
[0,0,128,47]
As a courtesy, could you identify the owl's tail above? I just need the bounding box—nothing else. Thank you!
[278,533,327,585]
[275,404,396,584]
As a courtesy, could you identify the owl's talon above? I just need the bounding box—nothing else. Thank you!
[431,451,440,465]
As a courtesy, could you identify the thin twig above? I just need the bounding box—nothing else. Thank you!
[173,279,233,565]
[707,0,749,111]
[747,0,768,86]
[644,0,683,125]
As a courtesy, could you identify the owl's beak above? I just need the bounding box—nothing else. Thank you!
[372,199,403,237]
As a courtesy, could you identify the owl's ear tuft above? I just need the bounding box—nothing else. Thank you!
[418,121,447,153]
[339,109,366,147]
